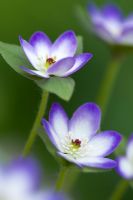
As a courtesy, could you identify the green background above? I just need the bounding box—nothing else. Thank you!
[0,0,133,199]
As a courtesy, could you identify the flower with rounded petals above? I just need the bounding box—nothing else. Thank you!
[116,134,133,179]
[0,157,68,200]
[42,103,122,170]
[19,31,92,78]
[0,157,41,200]
[87,3,133,45]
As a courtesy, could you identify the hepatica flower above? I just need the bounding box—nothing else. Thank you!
[19,31,92,78]
[116,134,133,179]
[87,3,133,45]
[0,157,43,200]
[42,103,122,169]
[0,157,67,200]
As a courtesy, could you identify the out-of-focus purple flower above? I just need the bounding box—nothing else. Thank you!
[19,31,92,78]
[0,157,41,200]
[42,103,122,170]
[116,134,133,179]
[0,157,68,200]
[34,190,70,200]
[87,3,133,45]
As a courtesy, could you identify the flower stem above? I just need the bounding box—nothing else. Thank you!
[22,90,49,157]
[55,166,69,191]
[110,180,128,200]
[96,52,124,118]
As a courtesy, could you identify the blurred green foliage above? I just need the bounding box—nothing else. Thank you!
[0,0,133,199]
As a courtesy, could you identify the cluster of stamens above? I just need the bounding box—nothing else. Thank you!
[71,139,81,148]
[60,133,90,159]
[46,58,56,65]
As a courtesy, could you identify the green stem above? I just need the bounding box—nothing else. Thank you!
[55,166,69,191]
[110,180,128,200]
[96,53,124,118]
[22,90,49,157]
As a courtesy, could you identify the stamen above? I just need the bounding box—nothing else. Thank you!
[72,139,81,148]
[46,58,56,65]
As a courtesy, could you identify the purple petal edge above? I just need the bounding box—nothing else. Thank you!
[80,158,117,169]
[20,66,49,78]
[63,53,93,77]
[49,102,69,137]
[7,157,41,190]
[127,133,133,147]
[98,130,122,156]
[29,31,52,46]
[116,157,133,179]
[102,4,123,20]
[41,118,59,149]
[47,57,75,76]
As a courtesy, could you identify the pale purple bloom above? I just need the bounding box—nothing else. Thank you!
[37,190,69,200]
[0,157,67,200]
[19,31,92,78]
[87,3,133,45]
[42,103,122,169]
[116,134,133,179]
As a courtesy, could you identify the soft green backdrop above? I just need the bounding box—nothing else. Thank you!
[0,0,133,199]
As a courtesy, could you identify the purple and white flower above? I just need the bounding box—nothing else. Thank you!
[37,190,70,200]
[42,103,122,169]
[0,157,68,200]
[116,134,133,179]
[19,31,92,78]
[87,3,133,45]
[0,157,41,200]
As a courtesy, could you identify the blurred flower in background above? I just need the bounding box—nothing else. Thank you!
[87,3,133,45]
[20,31,92,78]
[116,134,133,179]
[42,102,122,170]
[0,157,69,200]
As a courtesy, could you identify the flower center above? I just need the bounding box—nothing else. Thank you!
[45,57,56,69]
[61,133,89,159]
[46,58,56,65]
[71,139,81,149]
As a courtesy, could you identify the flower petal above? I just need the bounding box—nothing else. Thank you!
[88,5,117,43]
[116,157,133,179]
[87,131,122,157]
[20,66,49,78]
[102,4,123,20]
[36,190,68,200]
[51,31,77,60]
[120,30,133,45]
[87,3,99,17]
[49,103,69,139]
[41,119,61,151]
[123,15,133,29]
[7,157,40,193]
[126,134,133,161]
[78,157,116,169]
[93,24,115,43]
[29,31,52,59]
[88,3,103,23]
[58,152,82,167]
[63,53,93,77]
[19,36,39,69]
[69,103,101,140]
[47,57,75,76]
[88,4,122,43]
